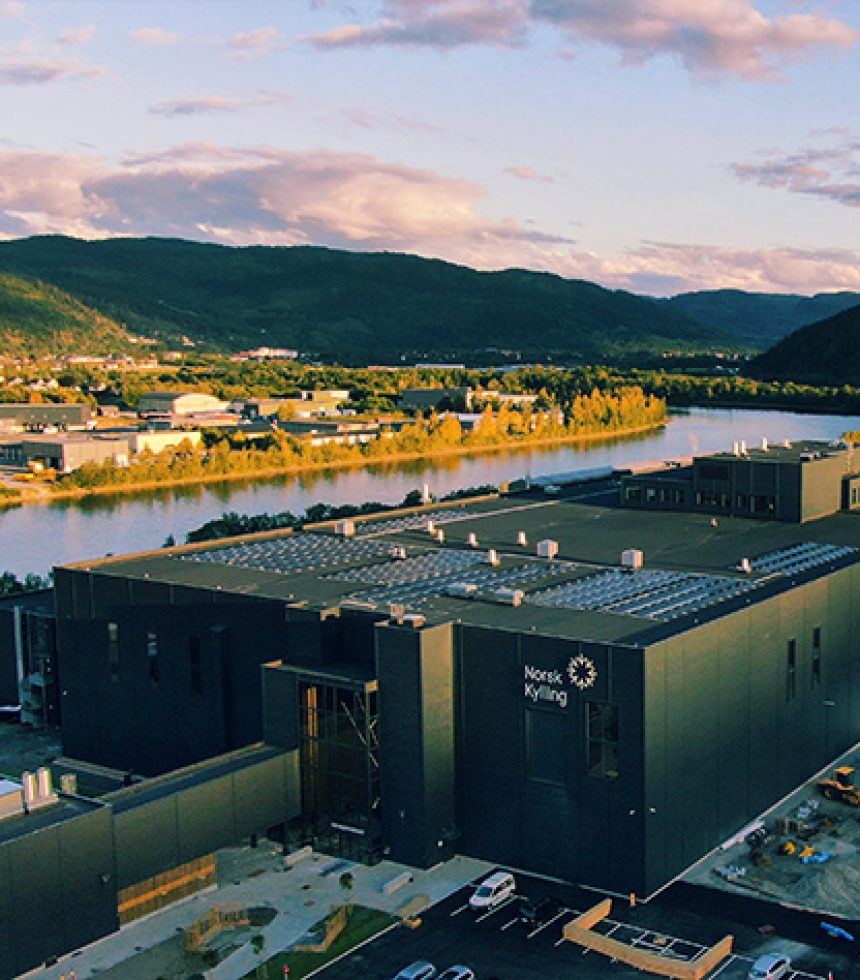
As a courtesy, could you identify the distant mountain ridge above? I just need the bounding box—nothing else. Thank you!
[0,235,720,361]
[0,235,855,363]
[750,304,860,385]
[663,288,860,347]
[0,271,133,358]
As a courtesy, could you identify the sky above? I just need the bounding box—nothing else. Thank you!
[0,0,859,297]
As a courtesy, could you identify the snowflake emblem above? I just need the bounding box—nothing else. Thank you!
[567,654,597,690]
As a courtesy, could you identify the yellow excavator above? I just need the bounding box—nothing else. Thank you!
[818,766,860,806]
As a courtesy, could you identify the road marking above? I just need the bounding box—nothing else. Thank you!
[527,909,568,940]
[500,917,518,931]
[449,902,470,917]
[475,895,518,922]
[706,954,738,980]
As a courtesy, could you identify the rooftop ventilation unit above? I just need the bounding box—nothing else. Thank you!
[445,582,478,598]
[335,519,355,538]
[738,557,752,574]
[761,437,768,452]
[492,588,524,606]
[517,530,528,546]
[391,546,408,560]
[467,532,479,547]
[537,539,559,560]
[402,613,426,629]
[426,519,435,534]
[486,549,500,566]
[388,603,406,620]
[436,529,445,544]
[621,548,644,570]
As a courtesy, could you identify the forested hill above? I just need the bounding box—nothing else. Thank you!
[0,235,720,362]
[0,271,133,357]
[750,303,860,385]
[663,288,860,348]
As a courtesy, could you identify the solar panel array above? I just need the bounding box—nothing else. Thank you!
[180,533,394,574]
[749,542,857,576]
[326,549,479,585]
[354,507,482,537]
[527,568,757,622]
[340,556,577,609]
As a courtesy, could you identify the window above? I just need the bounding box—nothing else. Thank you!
[189,636,203,694]
[812,626,822,688]
[146,630,160,685]
[107,622,119,682]
[786,638,797,702]
[525,710,565,784]
[645,487,656,503]
[586,701,619,779]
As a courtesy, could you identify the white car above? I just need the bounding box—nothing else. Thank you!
[468,870,516,911]
[747,952,792,980]
[394,962,437,980]
[438,968,475,980]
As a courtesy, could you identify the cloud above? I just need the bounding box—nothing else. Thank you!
[0,58,102,85]
[149,91,294,119]
[1,144,859,295]
[57,25,98,47]
[504,165,555,183]
[305,0,857,78]
[731,136,860,208]
[130,27,181,46]
[306,0,528,49]
[150,97,243,118]
[1,2,24,18]
[227,27,282,60]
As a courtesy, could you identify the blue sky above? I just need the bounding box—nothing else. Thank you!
[1,0,858,295]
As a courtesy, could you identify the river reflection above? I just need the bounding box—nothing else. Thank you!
[2,407,858,577]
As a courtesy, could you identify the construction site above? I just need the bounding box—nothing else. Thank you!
[689,747,860,921]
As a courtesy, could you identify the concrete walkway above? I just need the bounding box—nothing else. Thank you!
[24,844,491,980]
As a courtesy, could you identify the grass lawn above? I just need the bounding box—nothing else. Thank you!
[243,905,397,979]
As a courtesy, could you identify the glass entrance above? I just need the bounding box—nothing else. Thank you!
[298,680,382,863]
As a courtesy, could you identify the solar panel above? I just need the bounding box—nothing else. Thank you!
[749,542,856,576]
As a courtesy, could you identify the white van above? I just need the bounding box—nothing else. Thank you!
[468,871,516,911]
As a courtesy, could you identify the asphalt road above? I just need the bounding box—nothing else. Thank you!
[316,873,860,980]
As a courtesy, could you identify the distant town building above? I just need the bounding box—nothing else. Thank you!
[1,434,130,473]
[129,430,202,454]
[0,402,92,430]
[400,386,472,411]
[137,391,227,416]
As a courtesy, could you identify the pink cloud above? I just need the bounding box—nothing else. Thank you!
[130,27,181,46]
[57,25,99,47]
[504,165,555,183]
[305,0,857,78]
[731,137,860,207]
[1,144,859,295]
[227,27,283,60]
[0,58,102,85]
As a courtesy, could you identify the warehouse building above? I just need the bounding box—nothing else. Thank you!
[53,444,860,900]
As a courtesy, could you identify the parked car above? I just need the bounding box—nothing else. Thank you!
[518,895,561,927]
[438,968,475,980]
[747,952,792,980]
[468,871,516,911]
[394,962,437,980]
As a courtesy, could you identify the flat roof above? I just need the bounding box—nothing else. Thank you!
[62,488,860,645]
[0,796,105,845]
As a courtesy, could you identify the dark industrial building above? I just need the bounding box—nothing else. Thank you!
[0,589,59,727]
[52,439,860,905]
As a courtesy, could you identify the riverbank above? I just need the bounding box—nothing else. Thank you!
[0,421,666,508]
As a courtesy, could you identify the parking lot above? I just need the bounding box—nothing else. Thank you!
[317,873,860,980]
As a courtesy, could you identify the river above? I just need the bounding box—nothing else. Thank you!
[2,407,858,579]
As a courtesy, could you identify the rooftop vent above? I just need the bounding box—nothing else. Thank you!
[621,548,644,570]
[492,588,524,606]
[738,557,752,574]
[537,539,559,560]
[389,603,406,620]
[486,549,500,566]
[761,436,768,452]
[445,582,478,598]
[335,519,355,538]
[467,532,479,547]
[391,546,408,561]
[401,613,426,629]
[436,529,445,544]
[426,519,435,534]
[516,530,528,546]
